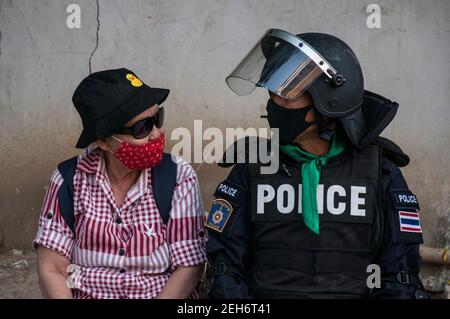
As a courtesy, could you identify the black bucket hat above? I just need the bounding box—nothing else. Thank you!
[72,68,170,148]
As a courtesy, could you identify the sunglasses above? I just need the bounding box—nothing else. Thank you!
[117,106,165,139]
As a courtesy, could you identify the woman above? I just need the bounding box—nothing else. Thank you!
[34,68,206,299]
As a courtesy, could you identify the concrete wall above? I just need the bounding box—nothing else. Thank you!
[0,0,449,264]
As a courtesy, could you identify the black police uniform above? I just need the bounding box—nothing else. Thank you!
[205,31,428,299]
[204,94,427,299]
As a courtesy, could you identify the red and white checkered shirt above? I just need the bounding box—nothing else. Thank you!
[33,148,207,299]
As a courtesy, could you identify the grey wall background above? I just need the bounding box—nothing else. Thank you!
[0,0,449,284]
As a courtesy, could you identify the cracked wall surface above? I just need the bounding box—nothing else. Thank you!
[88,0,99,74]
[0,0,449,274]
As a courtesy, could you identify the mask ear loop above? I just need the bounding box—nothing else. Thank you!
[111,135,123,143]
[108,136,123,154]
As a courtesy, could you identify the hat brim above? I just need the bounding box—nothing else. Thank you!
[76,85,169,148]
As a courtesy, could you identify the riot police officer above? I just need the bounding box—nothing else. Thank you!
[204,30,428,299]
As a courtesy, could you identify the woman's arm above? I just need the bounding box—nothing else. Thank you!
[161,160,207,298]
[36,246,73,299]
[157,265,204,299]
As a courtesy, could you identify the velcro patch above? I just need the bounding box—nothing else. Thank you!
[205,199,234,233]
[391,189,420,210]
[398,210,422,233]
[213,180,244,205]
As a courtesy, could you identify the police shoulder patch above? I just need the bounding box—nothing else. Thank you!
[213,180,244,205]
[390,190,423,244]
[391,189,420,210]
[205,198,234,233]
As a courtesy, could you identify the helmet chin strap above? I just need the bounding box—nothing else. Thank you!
[313,108,336,142]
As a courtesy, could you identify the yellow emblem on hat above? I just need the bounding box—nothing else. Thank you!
[126,73,143,87]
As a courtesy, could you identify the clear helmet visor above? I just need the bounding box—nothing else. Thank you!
[226,29,337,99]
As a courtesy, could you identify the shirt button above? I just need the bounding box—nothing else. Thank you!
[46,211,53,219]
[119,268,126,274]
[119,248,126,256]
[116,217,122,224]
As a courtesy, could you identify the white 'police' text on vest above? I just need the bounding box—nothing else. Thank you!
[256,184,367,216]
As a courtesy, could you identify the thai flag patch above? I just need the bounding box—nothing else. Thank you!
[398,211,422,233]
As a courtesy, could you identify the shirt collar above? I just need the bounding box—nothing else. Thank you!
[76,147,102,175]
[76,147,151,197]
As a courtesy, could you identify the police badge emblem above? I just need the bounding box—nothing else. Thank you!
[205,198,233,233]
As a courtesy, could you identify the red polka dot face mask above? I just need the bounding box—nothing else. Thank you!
[110,134,165,170]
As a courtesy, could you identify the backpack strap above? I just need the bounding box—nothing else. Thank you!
[57,156,78,232]
[56,153,177,232]
[151,153,178,224]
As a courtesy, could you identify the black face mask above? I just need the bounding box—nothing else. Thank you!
[266,98,314,145]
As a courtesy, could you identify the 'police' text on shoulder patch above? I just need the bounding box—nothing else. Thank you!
[205,199,234,233]
[213,180,244,205]
[391,189,420,210]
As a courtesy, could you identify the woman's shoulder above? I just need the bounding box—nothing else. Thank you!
[74,147,103,174]
[48,148,101,189]
[48,167,64,187]
[171,155,198,182]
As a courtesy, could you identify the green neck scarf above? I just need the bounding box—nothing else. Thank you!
[279,134,347,234]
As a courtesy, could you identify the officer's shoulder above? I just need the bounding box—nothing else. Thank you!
[206,170,249,235]
[205,139,259,234]
[371,136,407,181]
[380,155,402,178]
[371,141,424,244]
[218,136,272,169]
[373,136,410,168]
[380,158,423,244]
